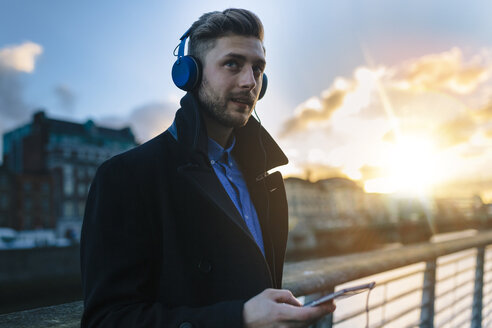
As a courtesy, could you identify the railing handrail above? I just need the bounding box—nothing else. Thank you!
[283,230,492,296]
[3,230,492,327]
[0,300,83,328]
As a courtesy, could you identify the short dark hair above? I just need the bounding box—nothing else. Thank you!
[188,8,264,63]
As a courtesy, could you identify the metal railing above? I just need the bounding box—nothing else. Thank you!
[3,230,492,327]
[283,230,492,327]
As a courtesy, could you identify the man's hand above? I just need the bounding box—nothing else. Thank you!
[243,288,336,328]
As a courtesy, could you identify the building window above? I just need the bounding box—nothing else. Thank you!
[24,197,32,211]
[41,198,50,212]
[78,183,86,196]
[41,182,50,193]
[63,165,74,196]
[0,175,7,187]
[64,178,74,196]
[77,167,85,179]
[64,201,74,217]
[0,195,8,209]
[23,182,32,192]
[24,215,32,229]
[64,165,73,177]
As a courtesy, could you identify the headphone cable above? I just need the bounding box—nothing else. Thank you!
[253,107,277,288]
[365,286,372,328]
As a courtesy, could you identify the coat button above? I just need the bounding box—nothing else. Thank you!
[198,258,212,274]
[179,322,193,328]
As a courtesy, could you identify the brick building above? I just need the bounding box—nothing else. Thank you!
[2,111,137,238]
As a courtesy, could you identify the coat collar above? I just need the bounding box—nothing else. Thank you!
[170,92,288,177]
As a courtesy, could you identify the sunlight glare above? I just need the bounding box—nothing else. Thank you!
[365,136,438,196]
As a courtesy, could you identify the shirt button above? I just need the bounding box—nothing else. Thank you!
[210,160,215,165]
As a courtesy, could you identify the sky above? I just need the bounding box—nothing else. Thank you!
[1,0,492,200]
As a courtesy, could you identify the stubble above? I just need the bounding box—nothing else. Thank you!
[197,77,256,128]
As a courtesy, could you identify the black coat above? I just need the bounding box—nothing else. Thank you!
[80,93,289,327]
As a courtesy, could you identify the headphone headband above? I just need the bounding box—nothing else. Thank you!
[177,28,192,58]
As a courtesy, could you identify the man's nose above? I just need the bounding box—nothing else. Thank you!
[238,66,257,90]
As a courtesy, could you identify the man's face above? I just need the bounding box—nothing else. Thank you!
[198,35,266,128]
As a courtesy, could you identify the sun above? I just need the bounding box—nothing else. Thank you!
[364,136,439,196]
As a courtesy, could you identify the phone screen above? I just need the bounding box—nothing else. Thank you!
[303,281,376,307]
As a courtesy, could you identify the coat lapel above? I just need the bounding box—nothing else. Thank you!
[178,164,258,247]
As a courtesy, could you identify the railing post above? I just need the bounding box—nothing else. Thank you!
[420,259,436,328]
[472,246,485,328]
[307,287,335,328]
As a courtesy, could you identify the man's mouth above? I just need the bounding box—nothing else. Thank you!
[230,97,254,107]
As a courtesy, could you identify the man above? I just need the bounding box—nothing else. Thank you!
[80,8,335,327]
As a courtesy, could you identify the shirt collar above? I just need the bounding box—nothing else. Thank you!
[170,92,289,177]
[208,136,236,165]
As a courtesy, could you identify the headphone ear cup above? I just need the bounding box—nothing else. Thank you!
[258,73,268,100]
[172,56,201,91]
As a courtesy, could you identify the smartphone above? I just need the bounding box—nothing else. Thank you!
[303,281,376,307]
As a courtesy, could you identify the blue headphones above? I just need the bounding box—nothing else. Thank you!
[172,28,268,100]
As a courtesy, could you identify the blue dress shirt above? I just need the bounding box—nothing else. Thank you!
[208,137,265,257]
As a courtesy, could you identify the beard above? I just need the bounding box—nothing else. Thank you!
[197,77,257,128]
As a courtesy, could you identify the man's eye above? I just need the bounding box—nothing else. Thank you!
[225,60,238,68]
[253,66,264,75]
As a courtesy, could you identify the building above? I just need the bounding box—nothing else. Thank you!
[14,172,54,230]
[2,111,137,238]
[285,177,367,231]
[0,166,14,228]
[284,177,370,251]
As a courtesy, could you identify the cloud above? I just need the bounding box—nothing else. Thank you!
[280,88,348,137]
[359,164,387,180]
[459,146,488,158]
[0,42,43,160]
[98,101,176,143]
[0,42,43,121]
[382,130,396,142]
[433,116,477,148]
[282,47,492,143]
[0,41,43,73]
[54,84,76,112]
[403,47,490,94]
[474,98,492,120]
[282,47,492,141]
[278,47,492,197]
[280,67,386,138]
